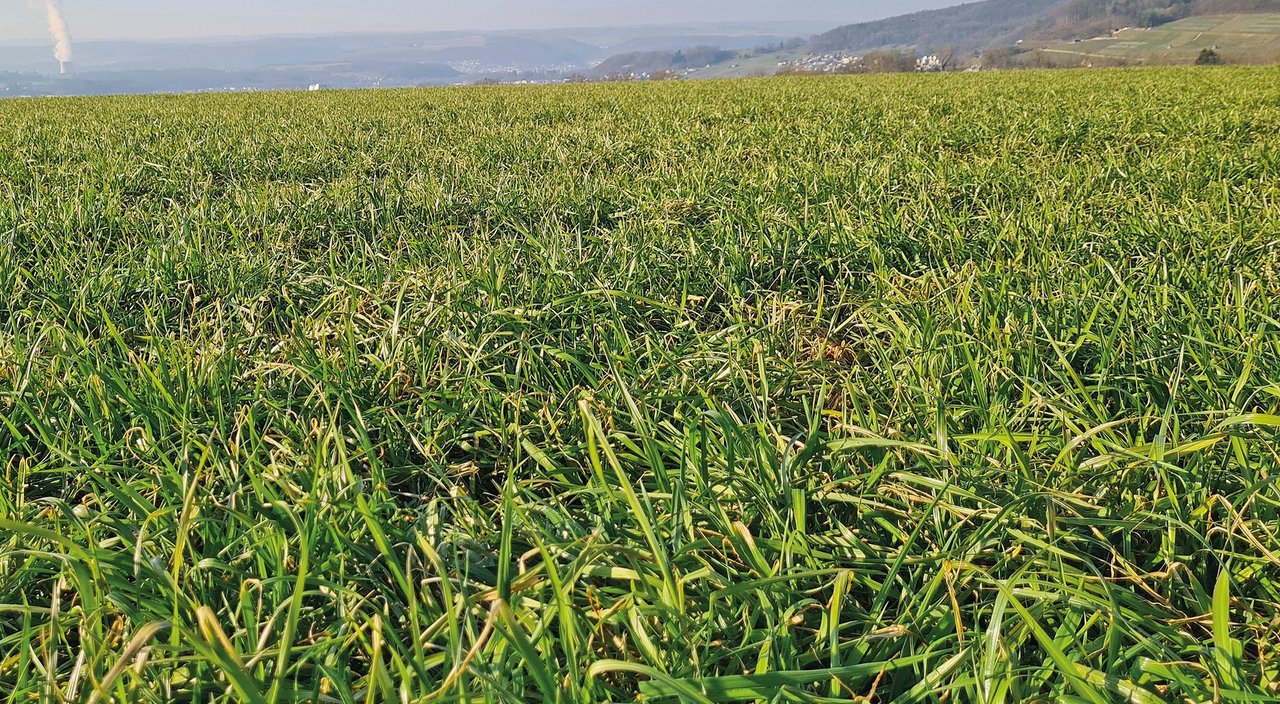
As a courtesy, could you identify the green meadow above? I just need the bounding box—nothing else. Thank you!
[2,68,1279,702]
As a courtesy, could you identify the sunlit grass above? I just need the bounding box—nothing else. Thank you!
[2,68,1279,702]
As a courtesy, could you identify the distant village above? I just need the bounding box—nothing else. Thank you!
[777,52,959,74]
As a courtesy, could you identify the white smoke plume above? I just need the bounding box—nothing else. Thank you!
[28,0,73,67]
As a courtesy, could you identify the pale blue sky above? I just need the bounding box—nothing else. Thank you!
[6,1,959,41]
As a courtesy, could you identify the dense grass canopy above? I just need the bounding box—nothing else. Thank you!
[2,68,1279,702]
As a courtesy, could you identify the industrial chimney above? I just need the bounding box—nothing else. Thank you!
[33,0,74,76]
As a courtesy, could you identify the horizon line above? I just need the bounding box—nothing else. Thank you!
[0,19,840,48]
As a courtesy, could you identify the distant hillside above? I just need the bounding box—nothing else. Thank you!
[1031,12,1280,65]
[807,0,1280,55]
[1040,0,1280,40]
[594,0,1280,80]
[807,0,1065,54]
[592,47,736,77]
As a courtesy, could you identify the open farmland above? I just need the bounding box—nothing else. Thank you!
[2,68,1280,702]
[1035,14,1280,66]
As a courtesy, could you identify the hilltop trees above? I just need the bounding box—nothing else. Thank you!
[1197,47,1225,63]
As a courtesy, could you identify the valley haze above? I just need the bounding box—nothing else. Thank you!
[0,23,829,96]
[0,0,949,96]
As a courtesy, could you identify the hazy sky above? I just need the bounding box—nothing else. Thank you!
[6,1,960,42]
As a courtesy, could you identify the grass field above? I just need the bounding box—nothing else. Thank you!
[2,68,1280,702]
